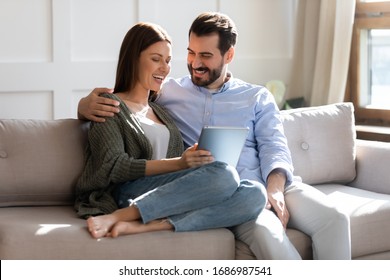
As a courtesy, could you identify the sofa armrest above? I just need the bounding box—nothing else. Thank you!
[349,139,390,194]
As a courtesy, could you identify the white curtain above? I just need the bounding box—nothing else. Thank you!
[289,0,356,106]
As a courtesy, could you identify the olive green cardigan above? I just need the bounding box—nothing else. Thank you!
[75,94,184,218]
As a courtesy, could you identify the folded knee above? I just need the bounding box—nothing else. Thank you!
[206,161,240,192]
[239,181,267,217]
[245,181,267,206]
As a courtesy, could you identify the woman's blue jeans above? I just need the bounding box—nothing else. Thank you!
[112,161,266,232]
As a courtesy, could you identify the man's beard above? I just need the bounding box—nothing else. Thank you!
[187,63,223,87]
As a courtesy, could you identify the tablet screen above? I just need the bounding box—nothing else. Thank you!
[197,126,249,167]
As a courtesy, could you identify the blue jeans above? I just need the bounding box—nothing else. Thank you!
[113,161,266,232]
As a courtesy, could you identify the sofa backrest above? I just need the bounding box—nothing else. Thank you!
[281,102,357,185]
[0,119,89,207]
[0,103,357,207]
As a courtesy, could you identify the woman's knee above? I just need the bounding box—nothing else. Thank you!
[246,180,267,205]
[204,161,240,193]
[239,180,267,217]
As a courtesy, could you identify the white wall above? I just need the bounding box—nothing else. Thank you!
[0,0,297,119]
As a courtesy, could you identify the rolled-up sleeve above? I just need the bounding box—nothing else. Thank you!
[254,90,294,186]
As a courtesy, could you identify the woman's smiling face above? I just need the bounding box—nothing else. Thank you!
[138,40,172,92]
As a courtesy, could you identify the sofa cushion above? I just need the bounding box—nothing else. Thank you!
[0,119,88,207]
[0,206,235,259]
[281,102,356,185]
[351,139,390,194]
[316,184,390,259]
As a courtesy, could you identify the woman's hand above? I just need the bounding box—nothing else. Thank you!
[145,144,214,176]
[179,143,214,168]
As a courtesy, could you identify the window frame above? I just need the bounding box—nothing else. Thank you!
[348,1,390,125]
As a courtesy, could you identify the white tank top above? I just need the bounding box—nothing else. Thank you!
[138,116,169,160]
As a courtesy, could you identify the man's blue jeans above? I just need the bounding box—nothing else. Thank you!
[113,161,266,232]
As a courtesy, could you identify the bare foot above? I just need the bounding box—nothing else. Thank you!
[109,219,173,238]
[87,215,118,239]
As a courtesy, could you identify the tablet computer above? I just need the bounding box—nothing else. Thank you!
[197,126,249,167]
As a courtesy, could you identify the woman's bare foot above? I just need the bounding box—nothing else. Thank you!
[86,206,141,239]
[109,219,173,238]
[87,215,118,239]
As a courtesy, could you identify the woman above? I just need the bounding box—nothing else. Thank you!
[75,22,266,239]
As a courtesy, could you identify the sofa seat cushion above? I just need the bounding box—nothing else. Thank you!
[315,184,390,259]
[0,206,235,259]
[281,103,356,185]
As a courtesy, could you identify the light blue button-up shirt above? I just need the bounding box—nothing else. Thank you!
[156,75,293,185]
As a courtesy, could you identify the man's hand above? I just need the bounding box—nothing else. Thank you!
[266,169,289,229]
[77,87,120,122]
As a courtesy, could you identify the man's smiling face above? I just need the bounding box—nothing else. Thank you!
[187,32,228,90]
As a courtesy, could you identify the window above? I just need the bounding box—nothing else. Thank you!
[349,0,390,124]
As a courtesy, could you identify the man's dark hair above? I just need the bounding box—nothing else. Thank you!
[189,12,237,55]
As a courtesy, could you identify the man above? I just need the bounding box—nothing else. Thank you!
[78,12,351,259]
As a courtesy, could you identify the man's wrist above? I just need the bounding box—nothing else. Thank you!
[267,168,287,190]
[269,168,287,178]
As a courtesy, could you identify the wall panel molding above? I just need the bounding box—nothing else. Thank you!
[0,91,53,119]
[0,0,297,120]
[0,0,52,63]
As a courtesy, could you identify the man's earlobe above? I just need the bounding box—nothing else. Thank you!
[226,47,235,63]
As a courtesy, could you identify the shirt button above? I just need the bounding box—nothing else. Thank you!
[301,142,309,150]
[0,150,8,158]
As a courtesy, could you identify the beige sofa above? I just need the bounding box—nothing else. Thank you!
[1,102,390,260]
